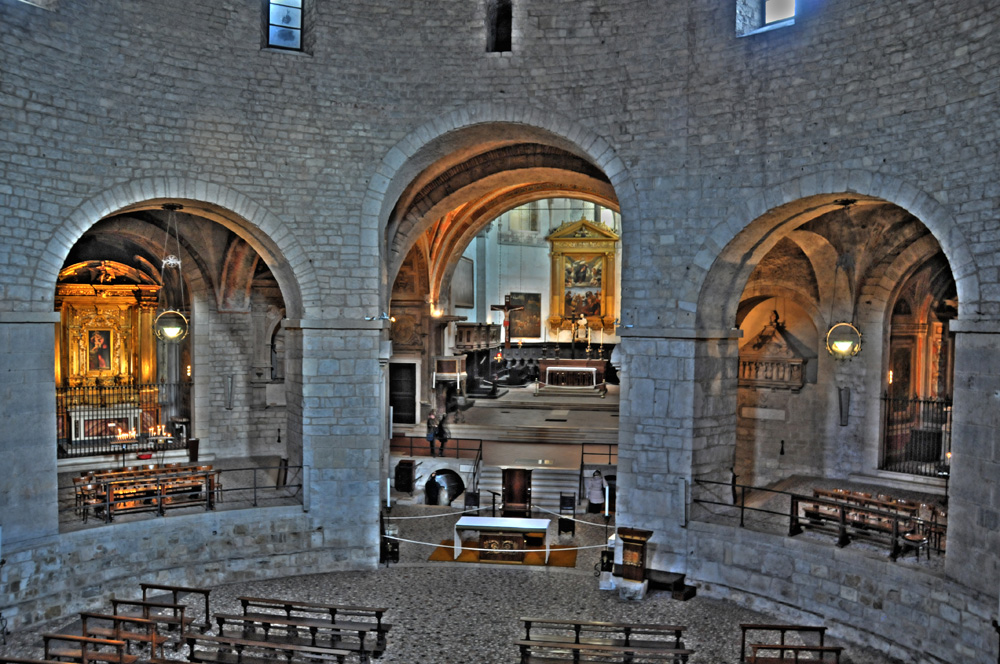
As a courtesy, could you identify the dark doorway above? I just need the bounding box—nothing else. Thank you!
[389,362,417,424]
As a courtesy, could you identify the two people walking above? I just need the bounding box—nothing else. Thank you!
[426,410,449,457]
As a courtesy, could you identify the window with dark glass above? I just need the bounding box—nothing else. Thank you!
[267,0,303,51]
[487,0,512,53]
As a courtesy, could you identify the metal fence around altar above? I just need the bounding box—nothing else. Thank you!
[879,393,952,477]
[56,382,191,459]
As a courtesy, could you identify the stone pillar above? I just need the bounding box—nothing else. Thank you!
[944,319,1000,593]
[615,328,740,574]
[283,317,386,566]
[0,313,60,545]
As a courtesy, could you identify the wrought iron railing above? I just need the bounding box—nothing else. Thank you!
[693,478,947,560]
[879,393,952,477]
[56,382,191,459]
[59,462,305,529]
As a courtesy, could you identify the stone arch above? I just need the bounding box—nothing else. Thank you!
[695,171,979,330]
[34,179,318,319]
[360,102,634,307]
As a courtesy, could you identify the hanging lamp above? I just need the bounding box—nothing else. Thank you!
[153,203,189,342]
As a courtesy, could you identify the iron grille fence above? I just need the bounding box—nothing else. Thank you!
[879,393,952,477]
[56,382,191,459]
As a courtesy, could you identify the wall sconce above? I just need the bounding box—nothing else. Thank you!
[826,322,862,359]
[364,312,396,322]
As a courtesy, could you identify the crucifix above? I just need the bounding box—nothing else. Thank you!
[490,294,524,352]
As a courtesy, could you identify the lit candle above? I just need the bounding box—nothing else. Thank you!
[386,478,391,508]
[604,485,609,517]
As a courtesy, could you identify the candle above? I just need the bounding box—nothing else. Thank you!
[386,478,391,507]
[604,485,609,517]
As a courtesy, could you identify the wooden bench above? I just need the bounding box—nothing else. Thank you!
[215,612,382,658]
[79,612,168,660]
[42,634,136,664]
[238,596,388,632]
[521,617,686,649]
[184,632,354,664]
[515,639,693,663]
[739,624,828,663]
[236,596,389,648]
[109,598,192,639]
[141,583,211,631]
[748,643,844,663]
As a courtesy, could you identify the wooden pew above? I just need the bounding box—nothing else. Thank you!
[739,624,828,663]
[42,634,136,664]
[515,639,693,663]
[214,613,381,659]
[184,632,353,664]
[236,596,389,649]
[521,617,686,649]
[141,583,212,632]
[748,643,843,663]
[79,613,168,660]
[109,597,192,639]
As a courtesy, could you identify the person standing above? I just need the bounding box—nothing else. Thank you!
[434,412,449,457]
[585,470,608,514]
[426,410,438,456]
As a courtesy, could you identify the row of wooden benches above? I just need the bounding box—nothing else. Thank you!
[0,583,389,664]
[791,487,946,559]
[515,618,843,663]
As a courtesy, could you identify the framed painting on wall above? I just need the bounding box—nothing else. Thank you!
[87,329,113,372]
[509,292,542,338]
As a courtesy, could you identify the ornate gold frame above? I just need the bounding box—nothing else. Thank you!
[546,217,619,333]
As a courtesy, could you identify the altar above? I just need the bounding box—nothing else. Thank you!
[538,359,605,386]
[453,516,551,563]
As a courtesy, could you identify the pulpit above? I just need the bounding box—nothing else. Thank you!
[617,527,654,582]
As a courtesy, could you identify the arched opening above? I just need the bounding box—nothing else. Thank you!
[731,200,957,488]
[378,121,625,516]
[54,202,301,529]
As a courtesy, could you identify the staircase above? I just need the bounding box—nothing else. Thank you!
[476,466,582,517]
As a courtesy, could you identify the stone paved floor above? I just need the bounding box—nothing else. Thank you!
[1,501,905,664]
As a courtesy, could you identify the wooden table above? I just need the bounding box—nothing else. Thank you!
[453,516,551,563]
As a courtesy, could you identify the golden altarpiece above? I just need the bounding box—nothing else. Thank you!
[55,261,167,444]
[545,217,619,335]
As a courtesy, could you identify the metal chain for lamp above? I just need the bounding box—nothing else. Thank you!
[154,203,189,342]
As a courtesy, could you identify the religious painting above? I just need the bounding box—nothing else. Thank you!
[563,254,603,318]
[508,292,541,338]
[545,218,619,333]
[453,257,475,308]
[87,329,113,372]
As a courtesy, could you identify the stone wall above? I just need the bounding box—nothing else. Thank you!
[687,521,996,664]
[0,506,341,629]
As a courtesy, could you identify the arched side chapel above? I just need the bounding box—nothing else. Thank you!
[2,1,1000,662]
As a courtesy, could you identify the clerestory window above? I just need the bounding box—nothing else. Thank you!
[764,0,795,24]
[266,0,303,51]
[736,0,795,36]
[487,0,513,53]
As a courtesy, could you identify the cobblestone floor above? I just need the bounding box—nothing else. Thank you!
[1,502,906,664]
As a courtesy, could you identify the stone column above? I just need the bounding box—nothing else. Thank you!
[283,317,386,567]
[0,313,60,545]
[615,328,740,573]
[944,319,1000,593]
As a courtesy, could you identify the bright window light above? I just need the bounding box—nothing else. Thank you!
[764,0,795,24]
